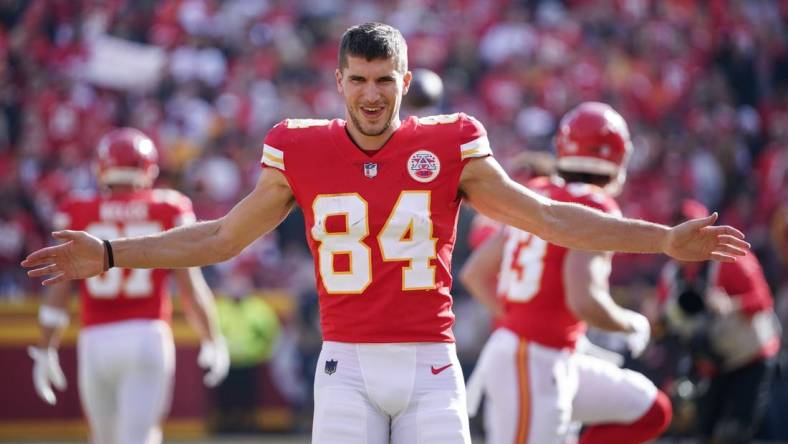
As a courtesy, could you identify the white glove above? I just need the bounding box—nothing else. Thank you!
[28,346,67,405]
[624,312,651,358]
[198,337,230,387]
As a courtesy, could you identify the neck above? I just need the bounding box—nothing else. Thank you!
[345,115,402,151]
[106,185,139,194]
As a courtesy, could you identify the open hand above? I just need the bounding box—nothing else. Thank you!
[21,231,105,286]
[664,213,749,262]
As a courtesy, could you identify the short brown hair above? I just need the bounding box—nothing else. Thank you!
[338,22,408,73]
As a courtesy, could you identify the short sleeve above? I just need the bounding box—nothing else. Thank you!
[458,113,492,161]
[261,120,289,171]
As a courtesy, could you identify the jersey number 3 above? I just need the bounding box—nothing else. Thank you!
[84,222,163,298]
[311,192,437,293]
[499,230,548,302]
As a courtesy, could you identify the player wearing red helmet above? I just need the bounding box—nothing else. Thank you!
[28,128,228,444]
[96,127,160,187]
[462,103,672,444]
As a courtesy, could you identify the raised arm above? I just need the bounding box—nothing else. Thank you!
[23,168,296,286]
[459,157,749,261]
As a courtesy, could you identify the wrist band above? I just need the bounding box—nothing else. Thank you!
[39,305,69,328]
[103,239,115,269]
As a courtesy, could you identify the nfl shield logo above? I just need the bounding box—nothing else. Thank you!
[325,359,338,375]
[363,162,378,178]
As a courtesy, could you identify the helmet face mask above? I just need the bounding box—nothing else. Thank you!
[96,128,159,188]
[555,102,633,195]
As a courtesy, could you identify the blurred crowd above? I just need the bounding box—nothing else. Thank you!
[0,0,787,436]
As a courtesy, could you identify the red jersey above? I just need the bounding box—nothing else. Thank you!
[498,177,619,349]
[261,114,492,343]
[55,189,195,327]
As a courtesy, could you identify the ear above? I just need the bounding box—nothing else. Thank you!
[335,68,343,94]
[402,70,412,95]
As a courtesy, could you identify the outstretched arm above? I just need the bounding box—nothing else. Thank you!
[23,168,295,286]
[459,157,749,261]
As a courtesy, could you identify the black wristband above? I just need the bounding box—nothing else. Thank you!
[103,239,115,269]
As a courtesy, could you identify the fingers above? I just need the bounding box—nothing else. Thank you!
[203,368,223,387]
[34,379,57,405]
[41,273,67,287]
[715,241,749,258]
[710,252,738,263]
[205,358,230,387]
[679,212,718,231]
[718,234,750,250]
[27,264,60,278]
[49,361,67,391]
[21,245,61,268]
[20,232,79,268]
[695,212,718,228]
[722,225,746,239]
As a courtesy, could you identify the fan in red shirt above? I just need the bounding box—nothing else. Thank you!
[27,128,228,444]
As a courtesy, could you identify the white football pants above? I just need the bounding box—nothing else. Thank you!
[78,319,175,444]
[312,341,471,444]
[467,328,657,444]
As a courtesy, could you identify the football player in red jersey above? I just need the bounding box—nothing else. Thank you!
[461,102,672,444]
[27,128,228,444]
[23,23,747,444]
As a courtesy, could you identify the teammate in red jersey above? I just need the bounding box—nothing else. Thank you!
[23,23,747,444]
[27,128,228,444]
[461,102,672,444]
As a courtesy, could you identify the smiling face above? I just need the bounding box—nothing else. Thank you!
[336,55,411,150]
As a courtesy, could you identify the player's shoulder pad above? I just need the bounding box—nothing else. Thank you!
[58,189,97,211]
[565,183,620,215]
[261,118,332,171]
[151,188,193,210]
[151,188,196,226]
[55,190,96,230]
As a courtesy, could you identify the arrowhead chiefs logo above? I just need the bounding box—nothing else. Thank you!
[408,150,440,183]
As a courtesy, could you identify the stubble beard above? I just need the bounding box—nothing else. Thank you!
[348,105,392,137]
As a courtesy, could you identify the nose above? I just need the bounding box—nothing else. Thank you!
[360,81,382,103]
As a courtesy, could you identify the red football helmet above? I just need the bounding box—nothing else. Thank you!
[555,102,633,181]
[96,127,159,187]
